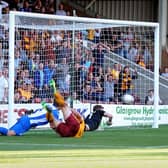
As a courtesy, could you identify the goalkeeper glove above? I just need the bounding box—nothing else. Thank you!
[41,101,54,122]
[41,101,53,113]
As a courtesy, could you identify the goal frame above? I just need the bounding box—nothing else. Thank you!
[8,11,160,128]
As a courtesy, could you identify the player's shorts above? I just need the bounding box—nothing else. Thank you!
[56,113,81,137]
[9,116,31,136]
[73,118,85,138]
[84,118,99,131]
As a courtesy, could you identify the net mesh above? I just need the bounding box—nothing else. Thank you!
[0,14,167,106]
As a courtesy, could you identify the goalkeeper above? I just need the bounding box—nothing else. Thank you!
[84,105,113,131]
[46,79,85,138]
[0,105,59,136]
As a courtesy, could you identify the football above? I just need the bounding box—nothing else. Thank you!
[121,94,134,104]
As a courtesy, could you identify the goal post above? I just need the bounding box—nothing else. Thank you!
[7,11,162,128]
[8,12,15,128]
[153,25,160,128]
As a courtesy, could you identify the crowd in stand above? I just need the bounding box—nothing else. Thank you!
[0,0,167,105]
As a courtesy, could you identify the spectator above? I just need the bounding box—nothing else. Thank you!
[0,70,8,104]
[44,0,55,14]
[124,27,134,42]
[14,90,22,103]
[161,67,168,79]
[47,2,55,14]
[0,0,8,20]
[91,76,104,103]
[0,69,8,103]
[33,53,41,70]
[97,66,105,83]
[105,66,112,77]
[33,62,52,101]
[92,42,110,68]
[136,55,146,68]
[17,81,33,103]
[111,63,122,99]
[44,35,56,60]
[14,48,22,71]
[20,0,32,12]
[56,3,66,16]
[122,37,131,59]
[118,66,138,98]
[15,69,33,89]
[80,53,92,82]
[2,4,9,15]
[145,89,163,105]
[26,51,36,72]
[15,69,26,89]
[143,45,153,69]
[104,74,115,103]
[40,6,46,13]
[66,10,71,16]
[23,69,33,84]
[83,83,92,102]
[110,31,122,55]
[54,58,69,94]
[94,29,101,43]
[127,42,139,62]
[44,59,56,86]
[33,62,45,89]
[86,72,95,85]
[88,56,98,77]
[111,63,121,81]
[87,29,95,42]
[32,0,42,13]
[57,40,72,63]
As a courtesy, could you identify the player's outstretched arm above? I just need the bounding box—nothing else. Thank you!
[104,112,113,125]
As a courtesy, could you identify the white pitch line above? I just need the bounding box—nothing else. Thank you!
[0,142,168,149]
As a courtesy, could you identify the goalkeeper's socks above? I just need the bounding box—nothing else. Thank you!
[0,127,8,135]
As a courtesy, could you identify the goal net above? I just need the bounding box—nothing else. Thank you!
[1,11,167,129]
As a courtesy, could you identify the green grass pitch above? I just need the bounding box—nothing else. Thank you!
[1,125,168,168]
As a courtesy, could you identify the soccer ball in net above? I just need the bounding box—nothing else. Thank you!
[121,94,135,104]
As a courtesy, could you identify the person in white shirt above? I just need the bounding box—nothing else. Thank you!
[145,89,163,105]
[161,67,168,79]
[0,69,8,103]
[0,0,8,20]
[56,3,66,16]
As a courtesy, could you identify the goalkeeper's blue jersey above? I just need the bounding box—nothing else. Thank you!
[9,105,59,136]
[28,108,49,127]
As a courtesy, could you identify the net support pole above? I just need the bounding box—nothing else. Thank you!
[70,20,76,108]
[8,12,15,128]
[152,24,160,128]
